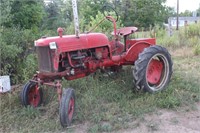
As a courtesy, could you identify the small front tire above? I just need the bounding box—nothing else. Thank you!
[21,81,43,107]
[59,88,75,127]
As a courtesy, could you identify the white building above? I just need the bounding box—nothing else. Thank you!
[168,17,200,27]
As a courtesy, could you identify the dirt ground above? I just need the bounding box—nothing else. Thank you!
[71,102,200,133]
[117,102,200,133]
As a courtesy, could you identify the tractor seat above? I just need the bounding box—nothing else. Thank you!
[111,27,138,36]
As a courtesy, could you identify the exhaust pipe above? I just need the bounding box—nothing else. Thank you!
[72,0,79,38]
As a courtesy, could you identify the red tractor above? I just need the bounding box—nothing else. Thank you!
[20,1,172,127]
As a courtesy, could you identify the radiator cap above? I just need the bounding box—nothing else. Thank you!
[57,27,64,38]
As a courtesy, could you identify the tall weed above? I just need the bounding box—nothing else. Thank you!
[186,23,200,38]
[155,22,200,54]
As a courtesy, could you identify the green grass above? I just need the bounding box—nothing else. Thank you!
[0,58,200,132]
[1,23,200,132]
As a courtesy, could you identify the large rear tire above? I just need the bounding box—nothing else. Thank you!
[21,81,43,107]
[133,45,173,93]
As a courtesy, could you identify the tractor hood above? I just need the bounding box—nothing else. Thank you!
[35,33,110,52]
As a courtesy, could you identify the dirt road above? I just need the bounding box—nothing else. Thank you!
[72,102,200,133]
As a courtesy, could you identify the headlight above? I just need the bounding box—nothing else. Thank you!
[49,42,57,49]
[34,41,37,46]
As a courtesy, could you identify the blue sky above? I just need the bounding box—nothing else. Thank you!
[165,0,200,12]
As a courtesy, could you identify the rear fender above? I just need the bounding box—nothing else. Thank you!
[125,41,154,62]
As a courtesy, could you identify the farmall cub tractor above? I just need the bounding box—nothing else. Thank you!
[20,0,172,127]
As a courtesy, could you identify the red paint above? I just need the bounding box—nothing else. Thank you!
[28,84,40,107]
[33,15,159,101]
[111,27,138,36]
[35,37,156,81]
[68,97,75,121]
[126,38,156,50]
[125,42,151,62]
[106,16,117,40]
[35,33,109,52]
[37,70,68,80]
[65,73,87,80]
[147,59,164,84]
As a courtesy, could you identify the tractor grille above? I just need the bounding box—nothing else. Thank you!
[36,46,54,72]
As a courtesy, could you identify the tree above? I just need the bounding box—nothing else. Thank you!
[60,0,174,29]
[0,0,45,83]
[42,0,69,30]
[118,0,170,28]
[10,0,45,29]
[163,6,176,23]
[179,10,192,17]
[0,0,12,27]
[88,11,122,35]
[79,0,108,24]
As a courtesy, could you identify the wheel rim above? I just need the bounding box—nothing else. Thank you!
[146,53,169,91]
[68,97,75,121]
[28,84,40,107]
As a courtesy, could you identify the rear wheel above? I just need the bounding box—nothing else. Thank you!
[21,81,43,107]
[133,45,173,93]
[59,88,75,127]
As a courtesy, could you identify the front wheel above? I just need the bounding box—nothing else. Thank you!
[21,81,43,107]
[133,45,173,93]
[59,88,75,127]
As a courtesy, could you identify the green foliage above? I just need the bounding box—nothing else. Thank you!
[179,10,192,17]
[21,54,38,81]
[118,0,171,28]
[10,0,45,29]
[43,0,67,30]
[156,22,200,52]
[193,44,200,55]
[61,0,174,29]
[158,34,180,48]
[188,36,200,47]
[0,0,12,26]
[149,25,166,38]
[186,23,200,38]
[21,106,41,119]
[79,0,108,24]
[88,11,123,35]
[0,27,38,83]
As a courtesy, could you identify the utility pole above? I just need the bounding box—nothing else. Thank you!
[176,0,179,30]
[72,0,79,38]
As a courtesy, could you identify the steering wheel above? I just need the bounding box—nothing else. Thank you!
[102,5,118,22]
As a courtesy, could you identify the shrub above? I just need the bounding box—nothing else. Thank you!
[193,44,200,55]
[150,24,166,38]
[21,54,38,81]
[186,22,200,38]
[0,27,38,84]
[156,23,200,50]
[188,36,200,47]
[157,34,180,48]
